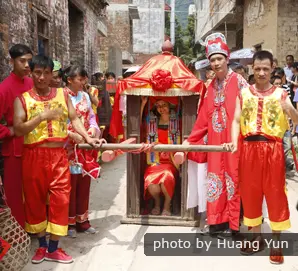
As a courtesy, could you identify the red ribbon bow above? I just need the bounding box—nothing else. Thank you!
[150,69,173,92]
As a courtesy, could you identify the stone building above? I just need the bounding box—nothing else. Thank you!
[243,0,298,63]
[98,0,139,77]
[0,0,108,81]
[99,0,165,77]
[193,0,298,65]
[132,0,165,65]
[193,0,243,51]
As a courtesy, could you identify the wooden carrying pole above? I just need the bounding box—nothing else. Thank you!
[78,143,230,152]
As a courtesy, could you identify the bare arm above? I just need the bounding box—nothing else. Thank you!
[89,92,99,107]
[13,97,43,136]
[140,96,148,120]
[231,96,241,153]
[282,96,298,125]
[293,103,298,134]
[290,80,298,87]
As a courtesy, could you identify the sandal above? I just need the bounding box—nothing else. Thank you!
[151,207,161,215]
[161,210,171,216]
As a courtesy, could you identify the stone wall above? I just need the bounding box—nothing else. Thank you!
[0,0,107,81]
[99,4,131,76]
[132,0,165,54]
[243,0,298,64]
[243,0,278,55]
[276,0,298,65]
[133,53,157,65]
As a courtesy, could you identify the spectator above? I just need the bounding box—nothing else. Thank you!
[234,64,248,81]
[248,74,255,85]
[273,58,278,69]
[92,72,105,83]
[288,62,298,95]
[284,54,294,80]
[274,67,291,101]
[204,67,215,87]
[270,75,283,87]
[105,72,116,81]
[50,60,63,88]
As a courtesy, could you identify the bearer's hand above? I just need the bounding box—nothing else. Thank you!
[86,137,102,148]
[40,107,63,121]
[8,126,15,136]
[222,142,237,153]
[182,140,190,146]
[174,152,185,165]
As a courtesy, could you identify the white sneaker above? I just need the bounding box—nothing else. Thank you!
[84,227,97,234]
[67,229,77,238]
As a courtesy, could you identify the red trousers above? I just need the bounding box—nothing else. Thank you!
[22,147,71,236]
[68,174,91,232]
[3,156,25,228]
[239,140,290,231]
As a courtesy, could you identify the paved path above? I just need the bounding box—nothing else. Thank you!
[24,155,298,271]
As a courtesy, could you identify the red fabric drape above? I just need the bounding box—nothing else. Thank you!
[109,52,205,140]
[117,52,204,94]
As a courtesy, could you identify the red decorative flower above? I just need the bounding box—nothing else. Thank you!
[150,69,173,92]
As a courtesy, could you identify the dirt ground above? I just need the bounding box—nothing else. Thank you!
[23,154,298,271]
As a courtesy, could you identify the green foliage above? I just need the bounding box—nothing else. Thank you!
[165,12,198,65]
[166,0,194,29]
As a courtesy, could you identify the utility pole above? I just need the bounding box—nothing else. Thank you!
[170,0,175,45]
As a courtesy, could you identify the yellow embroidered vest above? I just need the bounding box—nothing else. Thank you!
[240,87,289,139]
[22,88,69,146]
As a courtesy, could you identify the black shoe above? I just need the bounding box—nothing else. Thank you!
[217,229,238,240]
[199,225,219,237]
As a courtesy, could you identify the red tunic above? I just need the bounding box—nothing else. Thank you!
[0,73,33,155]
[0,72,33,227]
[187,70,248,231]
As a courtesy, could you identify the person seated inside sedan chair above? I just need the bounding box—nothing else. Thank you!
[140,96,181,216]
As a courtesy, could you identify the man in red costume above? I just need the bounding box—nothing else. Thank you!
[0,44,33,228]
[227,50,298,264]
[179,33,248,237]
[13,55,101,264]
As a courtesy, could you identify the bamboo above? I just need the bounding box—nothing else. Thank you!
[78,143,230,152]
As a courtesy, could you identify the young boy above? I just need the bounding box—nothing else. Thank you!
[50,60,63,88]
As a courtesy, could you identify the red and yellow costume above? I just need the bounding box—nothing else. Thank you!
[20,88,71,236]
[143,97,180,200]
[239,86,290,231]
